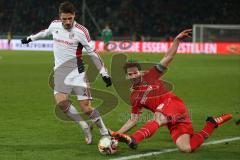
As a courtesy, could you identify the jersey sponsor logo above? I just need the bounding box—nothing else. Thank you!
[53,38,74,45]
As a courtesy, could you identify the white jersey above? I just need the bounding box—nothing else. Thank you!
[28,20,108,76]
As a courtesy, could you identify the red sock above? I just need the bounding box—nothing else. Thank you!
[190,121,216,151]
[131,120,159,143]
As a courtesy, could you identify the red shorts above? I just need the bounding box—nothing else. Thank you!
[155,95,194,143]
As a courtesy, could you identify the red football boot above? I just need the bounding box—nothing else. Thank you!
[207,114,232,128]
[111,131,132,144]
[111,131,138,149]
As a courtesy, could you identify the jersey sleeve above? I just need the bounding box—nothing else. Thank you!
[77,29,109,76]
[144,64,167,83]
[28,22,53,41]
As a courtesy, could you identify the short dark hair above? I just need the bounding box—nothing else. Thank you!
[59,1,75,14]
[123,60,141,73]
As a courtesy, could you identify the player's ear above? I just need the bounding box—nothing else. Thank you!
[125,74,130,80]
[140,70,145,76]
[59,13,62,20]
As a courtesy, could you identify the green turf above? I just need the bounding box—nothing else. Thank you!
[0,50,239,160]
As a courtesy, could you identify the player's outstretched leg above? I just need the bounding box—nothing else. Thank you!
[57,100,93,144]
[112,120,160,149]
[188,114,232,152]
[111,131,138,149]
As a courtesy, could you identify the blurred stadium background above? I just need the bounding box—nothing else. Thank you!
[1,0,240,53]
[0,0,240,160]
[0,0,240,40]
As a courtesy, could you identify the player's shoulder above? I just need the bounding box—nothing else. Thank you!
[74,22,91,41]
[143,66,162,77]
[142,69,151,77]
[51,19,61,23]
[74,22,89,33]
[49,19,62,27]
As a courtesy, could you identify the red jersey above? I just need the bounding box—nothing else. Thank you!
[130,65,177,114]
[130,65,194,143]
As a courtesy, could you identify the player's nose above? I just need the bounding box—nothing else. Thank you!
[130,75,138,79]
[66,20,71,24]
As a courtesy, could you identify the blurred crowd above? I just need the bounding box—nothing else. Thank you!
[0,0,239,40]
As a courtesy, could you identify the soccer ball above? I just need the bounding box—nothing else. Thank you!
[98,136,118,155]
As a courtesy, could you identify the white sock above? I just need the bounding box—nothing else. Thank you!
[67,105,89,129]
[89,109,109,136]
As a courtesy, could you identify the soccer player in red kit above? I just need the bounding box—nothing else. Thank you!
[111,29,232,152]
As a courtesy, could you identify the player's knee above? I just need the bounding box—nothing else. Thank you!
[154,112,167,126]
[82,107,93,115]
[80,100,93,114]
[57,100,71,113]
[177,144,192,153]
[155,118,163,126]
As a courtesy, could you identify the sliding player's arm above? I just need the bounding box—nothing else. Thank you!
[160,29,192,67]
[118,113,141,134]
[21,23,53,44]
[118,103,143,133]
[78,31,112,87]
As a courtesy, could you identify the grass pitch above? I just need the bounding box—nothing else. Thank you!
[0,50,239,160]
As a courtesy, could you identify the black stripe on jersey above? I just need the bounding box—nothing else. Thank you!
[155,64,167,73]
[76,43,84,73]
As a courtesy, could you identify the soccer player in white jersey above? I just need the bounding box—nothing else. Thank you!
[21,1,112,144]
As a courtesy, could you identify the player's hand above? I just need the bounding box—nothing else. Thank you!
[102,76,112,87]
[175,29,192,41]
[21,37,32,44]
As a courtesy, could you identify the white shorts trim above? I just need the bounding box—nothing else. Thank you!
[54,90,93,100]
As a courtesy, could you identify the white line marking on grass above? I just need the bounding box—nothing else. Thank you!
[111,137,240,160]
